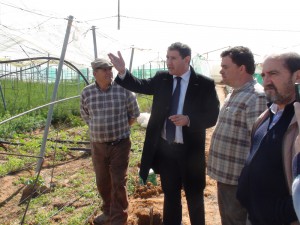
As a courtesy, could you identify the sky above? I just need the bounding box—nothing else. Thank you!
[1,0,300,71]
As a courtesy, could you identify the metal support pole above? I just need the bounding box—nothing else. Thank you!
[91,26,98,59]
[35,15,74,173]
[118,0,120,30]
[129,47,134,73]
[46,53,49,99]
[0,83,7,110]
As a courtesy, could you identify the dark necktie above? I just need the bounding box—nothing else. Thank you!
[166,77,182,142]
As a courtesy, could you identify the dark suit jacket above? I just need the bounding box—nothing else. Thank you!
[115,66,219,190]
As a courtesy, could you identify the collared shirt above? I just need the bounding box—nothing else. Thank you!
[245,103,284,164]
[207,80,267,185]
[269,103,284,129]
[80,81,140,142]
[161,69,191,143]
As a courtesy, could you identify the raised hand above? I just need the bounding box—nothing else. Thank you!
[108,51,126,75]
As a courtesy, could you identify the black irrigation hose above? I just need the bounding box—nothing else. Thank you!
[47,138,90,145]
[0,138,90,145]
[0,139,91,152]
[0,140,24,145]
[54,147,91,151]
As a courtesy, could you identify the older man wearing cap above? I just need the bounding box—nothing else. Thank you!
[80,58,140,225]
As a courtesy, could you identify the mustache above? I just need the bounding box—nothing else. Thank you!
[264,84,276,90]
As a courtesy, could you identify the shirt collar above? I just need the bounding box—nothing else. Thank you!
[95,80,113,92]
[269,103,284,115]
[232,79,255,94]
[172,68,191,82]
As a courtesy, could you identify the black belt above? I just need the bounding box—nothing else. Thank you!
[104,138,125,146]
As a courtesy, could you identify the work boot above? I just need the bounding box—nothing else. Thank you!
[93,213,110,225]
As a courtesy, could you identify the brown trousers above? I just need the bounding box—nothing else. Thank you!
[91,138,131,225]
[217,182,247,225]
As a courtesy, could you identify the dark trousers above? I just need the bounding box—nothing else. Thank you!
[91,138,131,225]
[158,138,205,225]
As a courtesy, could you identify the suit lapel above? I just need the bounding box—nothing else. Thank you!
[183,68,199,112]
[154,73,173,120]
[162,73,174,103]
[161,69,199,114]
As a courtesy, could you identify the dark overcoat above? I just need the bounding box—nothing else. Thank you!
[115,66,219,190]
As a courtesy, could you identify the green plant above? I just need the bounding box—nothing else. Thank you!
[137,94,152,112]
[23,175,45,186]
[127,173,138,195]
[64,206,75,213]
[0,112,45,138]
[0,157,25,176]
[129,123,145,164]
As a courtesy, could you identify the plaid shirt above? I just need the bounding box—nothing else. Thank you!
[207,80,267,185]
[80,81,140,142]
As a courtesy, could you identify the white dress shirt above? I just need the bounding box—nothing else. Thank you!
[162,69,191,143]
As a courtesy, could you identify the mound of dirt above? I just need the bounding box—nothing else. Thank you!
[134,182,163,199]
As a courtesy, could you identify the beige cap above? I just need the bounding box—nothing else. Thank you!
[91,58,113,70]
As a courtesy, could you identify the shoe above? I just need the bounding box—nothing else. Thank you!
[93,213,110,225]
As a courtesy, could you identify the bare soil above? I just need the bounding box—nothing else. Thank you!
[126,127,220,225]
[0,84,226,225]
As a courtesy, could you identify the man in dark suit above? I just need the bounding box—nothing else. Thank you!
[108,42,220,225]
